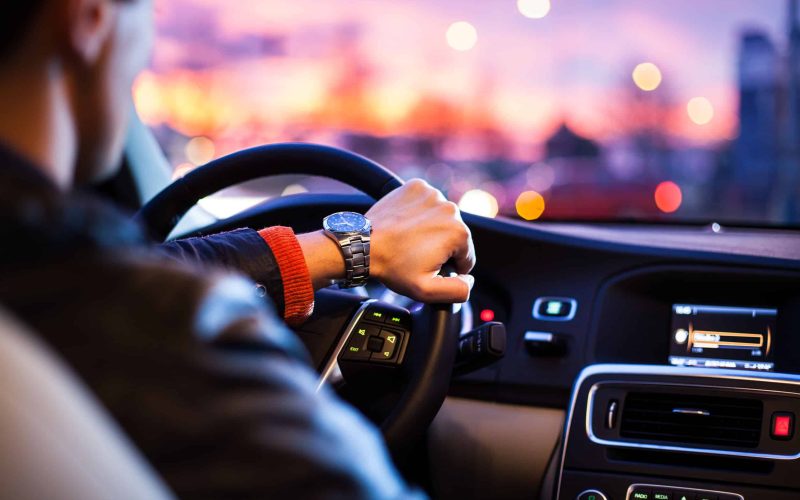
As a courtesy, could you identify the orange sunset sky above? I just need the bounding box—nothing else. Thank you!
[134,0,787,164]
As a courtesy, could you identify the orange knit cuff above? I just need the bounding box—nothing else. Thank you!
[257,226,314,327]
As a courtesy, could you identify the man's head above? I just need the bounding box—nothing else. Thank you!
[0,0,153,186]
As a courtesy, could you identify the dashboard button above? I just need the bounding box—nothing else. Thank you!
[631,488,652,499]
[524,330,568,356]
[533,297,577,321]
[771,412,794,440]
[652,491,672,500]
[576,490,607,500]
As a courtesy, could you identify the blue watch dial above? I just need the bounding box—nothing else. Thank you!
[325,212,367,232]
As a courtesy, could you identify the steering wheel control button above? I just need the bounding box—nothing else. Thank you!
[342,339,370,360]
[367,336,385,353]
[370,330,402,362]
[365,308,386,322]
[576,490,608,500]
[533,297,577,321]
[771,412,794,440]
[341,324,380,361]
[385,312,410,329]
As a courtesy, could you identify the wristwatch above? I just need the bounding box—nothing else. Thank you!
[322,211,372,288]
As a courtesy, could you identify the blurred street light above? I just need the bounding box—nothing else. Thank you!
[446,21,478,51]
[458,189,499,217]
[517,0,551,19]
[687,97,714,125]
[185,136,215,166]
[516,190,546,220]
[654,181,682,213]
[632,62,662,91]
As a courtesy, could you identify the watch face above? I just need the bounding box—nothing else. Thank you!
[325,212,368,233]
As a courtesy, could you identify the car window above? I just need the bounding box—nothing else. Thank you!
[136,0,799,226]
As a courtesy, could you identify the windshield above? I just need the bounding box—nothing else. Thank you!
[137,0,800,226]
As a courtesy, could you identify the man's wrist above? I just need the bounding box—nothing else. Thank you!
[296,230,347,289]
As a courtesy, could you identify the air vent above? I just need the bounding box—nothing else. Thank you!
[620,392,763,449]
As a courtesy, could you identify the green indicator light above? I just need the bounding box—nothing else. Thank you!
[348,346,360,352]
[390,316,401,323]
[371,311,383,318]
[546,301,563,315]
[357,328,366,335]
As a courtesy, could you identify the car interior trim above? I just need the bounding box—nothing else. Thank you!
[625,483,744,500]
[556,363,800,499]
[585,380,800,460]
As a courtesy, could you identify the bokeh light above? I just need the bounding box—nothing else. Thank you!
[458,189,499,218]
[479,309,496,322]
[446,21,478,51]
[516,190,546,220]
[517,0,551,19]
[632,62,662,91]
[172,162,195,180]
[185,136,215,166]
[687,97,714,125]
[654,181,682,213]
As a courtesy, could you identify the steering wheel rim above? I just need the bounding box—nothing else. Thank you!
[134,143,403,241]
[135,142,459,459]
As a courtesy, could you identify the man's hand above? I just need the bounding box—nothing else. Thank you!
[366,179,475,303]
[297,179,475,303]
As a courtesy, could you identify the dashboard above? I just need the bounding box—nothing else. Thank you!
[193,192,800,499]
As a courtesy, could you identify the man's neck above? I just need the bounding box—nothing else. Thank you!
[0,60,76,190]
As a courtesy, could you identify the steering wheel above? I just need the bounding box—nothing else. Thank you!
[134,143,460,459]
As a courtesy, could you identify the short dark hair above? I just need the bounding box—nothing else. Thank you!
[0,0,46,61]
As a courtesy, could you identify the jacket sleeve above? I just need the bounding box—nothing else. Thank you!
[158,228,314,326]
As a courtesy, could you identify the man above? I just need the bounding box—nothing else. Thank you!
[0,0,476,498]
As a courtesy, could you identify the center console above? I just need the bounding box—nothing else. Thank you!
[555,364,800,499]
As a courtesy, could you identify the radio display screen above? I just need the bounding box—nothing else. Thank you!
[668,304,776,372]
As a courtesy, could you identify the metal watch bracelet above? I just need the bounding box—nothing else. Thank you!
[333,233,370,288]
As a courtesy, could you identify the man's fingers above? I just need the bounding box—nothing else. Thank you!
[417,274,474,303]
[451,235,476,275]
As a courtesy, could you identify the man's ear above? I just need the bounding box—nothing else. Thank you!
[62,0,116,64]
